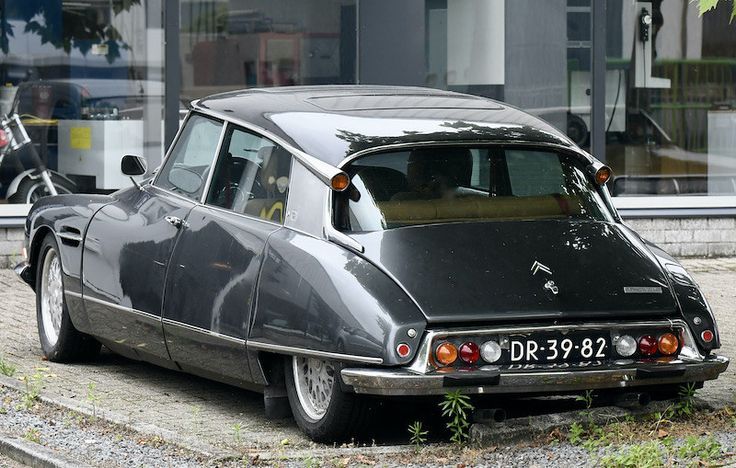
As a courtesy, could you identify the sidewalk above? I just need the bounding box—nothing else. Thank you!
[0,258,734,454]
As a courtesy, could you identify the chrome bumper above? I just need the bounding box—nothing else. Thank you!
[14,261,34,289]
[341,355,729,396]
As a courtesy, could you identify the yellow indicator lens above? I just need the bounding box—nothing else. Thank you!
[657,333,679,355]
[435,342,458,366]
[331,173,350,191]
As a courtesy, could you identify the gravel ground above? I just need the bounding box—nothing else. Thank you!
[0,455,25,468]
[0,386,208,468]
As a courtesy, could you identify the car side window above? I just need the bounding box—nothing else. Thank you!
[155,114,222,200]
[205,125,292,223]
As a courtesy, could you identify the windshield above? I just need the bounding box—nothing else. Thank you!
[335,146,614,232]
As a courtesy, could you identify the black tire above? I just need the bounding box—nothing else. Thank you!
[284,356,369,442]
[35,233,100,362]
[10,172,76,204]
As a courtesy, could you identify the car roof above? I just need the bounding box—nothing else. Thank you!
[193,85,576,166]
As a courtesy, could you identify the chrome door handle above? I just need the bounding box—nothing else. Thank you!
[165,216,186,229]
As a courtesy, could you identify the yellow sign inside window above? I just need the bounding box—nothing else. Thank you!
[70,127,92,150]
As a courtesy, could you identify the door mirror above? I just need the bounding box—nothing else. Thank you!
[121,154,147,176]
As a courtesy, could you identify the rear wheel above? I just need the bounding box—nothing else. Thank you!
[36,233,100,362]
[284,356,369,442]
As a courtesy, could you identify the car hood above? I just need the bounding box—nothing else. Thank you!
[351,221,677,324]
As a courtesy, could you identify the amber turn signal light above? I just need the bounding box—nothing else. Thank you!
[435,342,458,366]
[330,172,350,191]
[595,166,612,185]
[657,333,679,355]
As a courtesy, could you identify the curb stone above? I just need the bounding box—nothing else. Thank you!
[0,374,235,461]
[0,434,88,468]
[470,399,690,446]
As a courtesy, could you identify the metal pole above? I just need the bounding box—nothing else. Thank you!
[164,0,181,151]
[591,0,607,163]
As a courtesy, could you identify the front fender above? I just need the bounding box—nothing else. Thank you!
[250,228,426,367]
[26,194,114,333]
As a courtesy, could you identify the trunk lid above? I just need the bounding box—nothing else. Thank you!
[352,221,676,323]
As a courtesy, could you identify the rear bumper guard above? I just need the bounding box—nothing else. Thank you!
[341,355,729,396]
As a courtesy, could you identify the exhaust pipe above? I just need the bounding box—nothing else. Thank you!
[613,392,651,408]
[473,408,507,425]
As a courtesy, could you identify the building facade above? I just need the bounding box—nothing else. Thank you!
[0,0,735,266]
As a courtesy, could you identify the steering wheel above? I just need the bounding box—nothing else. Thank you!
[215,183,254,209]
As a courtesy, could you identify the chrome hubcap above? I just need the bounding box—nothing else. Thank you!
[40,248,63,346]
[293,356,334,421]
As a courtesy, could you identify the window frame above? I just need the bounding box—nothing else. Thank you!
[200,122,294,225]
[151,111,226,202]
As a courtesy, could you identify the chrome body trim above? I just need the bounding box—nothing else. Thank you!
[81,294,160,322]
[336,319,730,395]
[57,231,82,243]
[341,355,729,396]
[162,318,246,346]
[246,340,384,365]
[336,140,594,169]
[407,319,701,374]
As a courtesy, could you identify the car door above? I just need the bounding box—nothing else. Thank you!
[81,113,224,362]
[162,123,291,385]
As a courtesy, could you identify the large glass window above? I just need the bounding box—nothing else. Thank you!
[206,126,292,223]
[179,0,357,101]
[605,0,736,196]
[419,0,593,147]
[0,1,164,205]
[337,147,613,232]
[155,114,222,200]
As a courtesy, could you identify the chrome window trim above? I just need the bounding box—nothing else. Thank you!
[246,340,384,365]
[152,111,192,187]
[199,121,229,204]
[189,104,346,186]
[336,140,594,169]
[408,319,701,374]
[152,111,225,199]
[146,184,200,207]
[198,122,291,227]
[162,318,246,346]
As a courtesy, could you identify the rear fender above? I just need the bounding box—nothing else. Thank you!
[249,228,426,375]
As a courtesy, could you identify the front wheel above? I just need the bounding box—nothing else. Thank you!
[284,356,369,442]
[36,233,100,362]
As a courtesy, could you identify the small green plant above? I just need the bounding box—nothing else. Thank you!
[599,440,665,468]
[23,428,41,444]
[19,370,44,410]
[0,355,17,377]
[439,390,474,444]
[568,421,585,445]
[677,435,722,463]
[86,382,101,418]
[576,389,594,409]
[232,422,243,443]
[303,456,321,468]
[672,382,697,418]
[407,420,428,450]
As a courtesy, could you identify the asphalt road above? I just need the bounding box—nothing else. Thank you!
[0,258,734,454]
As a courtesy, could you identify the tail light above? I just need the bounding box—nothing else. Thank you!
[480,340,502,363]
[458,342,480,364]
[615,335,637,357]
[435,342,458,366]
[701,330,714,343]
[638,335,658,356]
[396,343,411,358]
[657,333,679,355]
[0,129,8,148]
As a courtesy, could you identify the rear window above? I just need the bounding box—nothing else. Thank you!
[335,146,613,232]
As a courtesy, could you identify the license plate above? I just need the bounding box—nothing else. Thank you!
[509,332,610,363]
